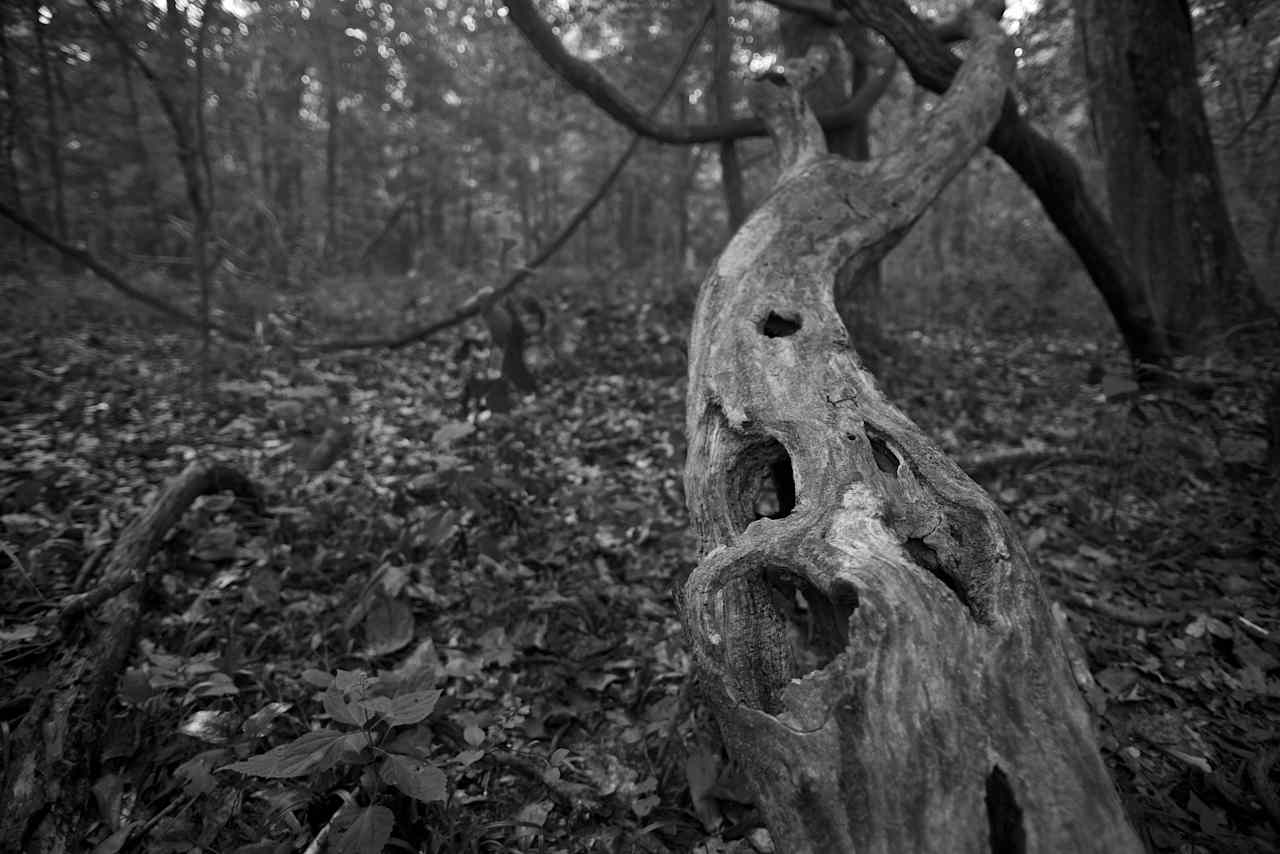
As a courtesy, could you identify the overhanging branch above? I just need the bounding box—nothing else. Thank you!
[836,0,1172,366]
[503,0,894,146]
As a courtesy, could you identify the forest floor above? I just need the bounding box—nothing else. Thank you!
[1,270,1278,854]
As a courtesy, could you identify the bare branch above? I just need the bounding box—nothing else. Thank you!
[502,0,894,146]
[758,0,845,27]
[1227,56,1280,146]
[836,0,1172,367]
[0,200,250,342]
[755,0,1006,43]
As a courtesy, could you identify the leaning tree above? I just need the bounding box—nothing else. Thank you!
[678,10,1142,852]
[505,0,1173,369]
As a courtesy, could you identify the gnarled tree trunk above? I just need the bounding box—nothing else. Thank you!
[680,13,1141,853]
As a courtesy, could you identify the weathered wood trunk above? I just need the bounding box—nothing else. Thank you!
[679,14,1142,853]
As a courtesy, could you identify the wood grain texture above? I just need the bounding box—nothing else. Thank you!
[680,13,1142,853]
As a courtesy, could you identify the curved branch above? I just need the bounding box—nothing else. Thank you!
[0,200,251,342]
[837,0,1171,367]
[503,0,894,146]
[749,49,835,178]
[756,0,1005,43]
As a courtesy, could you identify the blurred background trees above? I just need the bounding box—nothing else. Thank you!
[0,0,1275,351]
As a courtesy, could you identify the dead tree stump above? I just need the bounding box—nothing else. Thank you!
[679,13,1142,853]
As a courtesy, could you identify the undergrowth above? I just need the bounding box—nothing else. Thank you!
[0,266,1277,853]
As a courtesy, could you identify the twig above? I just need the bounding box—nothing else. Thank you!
[0,539,44,599]
[1063,591,1180,628]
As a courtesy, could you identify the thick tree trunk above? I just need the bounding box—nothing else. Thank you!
[681,14,1141,853]
[1074,0,1274,350]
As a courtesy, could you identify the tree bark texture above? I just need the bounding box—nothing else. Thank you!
[779,5,885,368]
[1074,0,1274,350]
[681,14,1141,853]
[0,462,261,854]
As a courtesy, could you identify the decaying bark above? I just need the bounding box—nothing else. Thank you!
[680,13,1141,853]
[0,462,261,853]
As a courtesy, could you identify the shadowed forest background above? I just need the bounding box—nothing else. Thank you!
[0,1,1278,852]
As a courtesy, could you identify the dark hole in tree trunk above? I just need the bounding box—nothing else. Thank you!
[763,566,857,677]
[985,765,1026,854]
[761,311,802,337]
[868,433,899,474]
[726,437,797,532]
[760,454,796,519]
[904,537,974,615]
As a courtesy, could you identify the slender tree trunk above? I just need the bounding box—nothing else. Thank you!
[428,175,445,247]
[712,0,746,232]
[271,55,307,280]
[115,19,161,254]
[1074,0,1274,349]
[30,0,67,246]
[193,1,216,397]
[459,164,475,268]
[675,88,693,270]
[318,0,339,265]
[0,7,27,263]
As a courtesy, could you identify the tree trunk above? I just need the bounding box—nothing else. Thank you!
[779,6,886,368]
[193,0,216,396]
[680,14,1141,853]
[712,0,746,232]
[0,5,28,263]
[318,0,340,265]
[323,77,339,264]
[1074,0,1274,350]
[31,0,68,246]
[837,0,1172,371]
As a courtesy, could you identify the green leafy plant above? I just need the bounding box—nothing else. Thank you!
[222,668,447,853]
